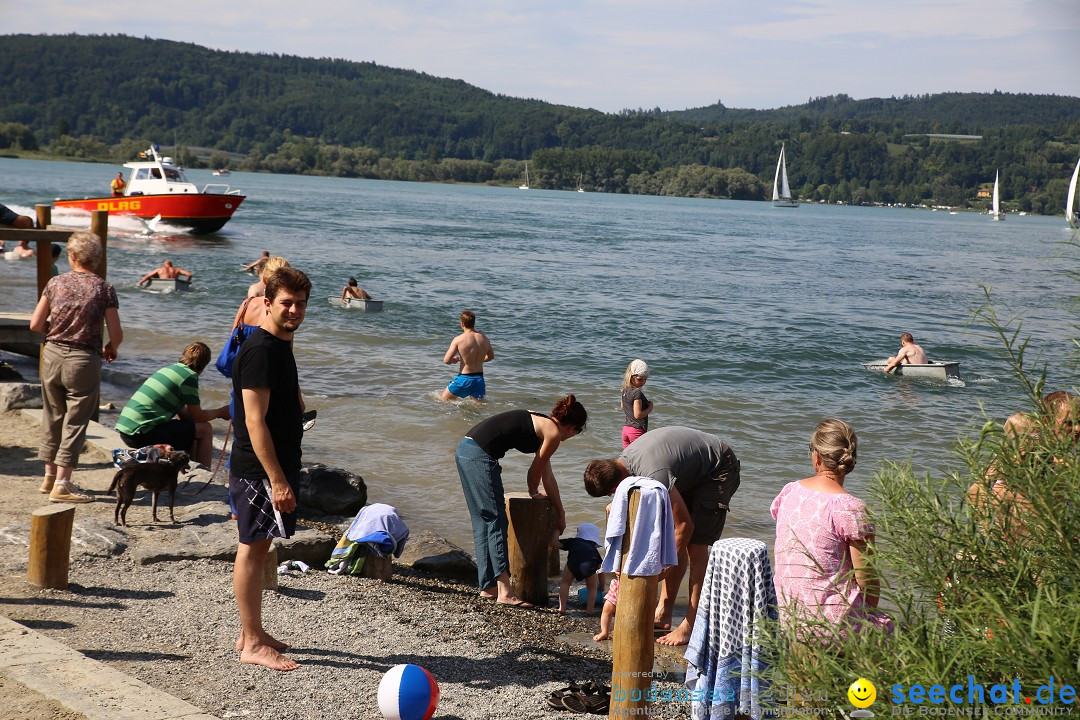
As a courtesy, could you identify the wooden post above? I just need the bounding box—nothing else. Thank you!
[27,504,76,589]
[35,204,51,230]
[609,489,658,719]
[505,492,554,607]
[90,210,108,280]
[262,545,279,592]
[359,549,393,581]
[35,205,54,297]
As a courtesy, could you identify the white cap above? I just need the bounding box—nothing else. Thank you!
[629,359,649,378]
[575,522,602,547]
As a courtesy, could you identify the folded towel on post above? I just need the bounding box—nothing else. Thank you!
[600,476,677,576]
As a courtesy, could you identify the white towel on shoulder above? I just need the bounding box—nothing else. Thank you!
[600,476,678,576]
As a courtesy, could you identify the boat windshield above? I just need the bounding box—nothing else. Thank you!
[164,168,183,181]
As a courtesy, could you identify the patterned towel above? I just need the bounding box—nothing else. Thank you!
[684,538,778,720]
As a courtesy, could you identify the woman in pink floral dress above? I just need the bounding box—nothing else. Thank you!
[770,419,892,640]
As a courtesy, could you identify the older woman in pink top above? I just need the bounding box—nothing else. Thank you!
[770,419,891,641]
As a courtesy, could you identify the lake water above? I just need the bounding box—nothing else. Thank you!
[1,157,1076,556]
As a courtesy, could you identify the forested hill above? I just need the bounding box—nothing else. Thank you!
[667,92,1080,131]
[1,34,1079,214]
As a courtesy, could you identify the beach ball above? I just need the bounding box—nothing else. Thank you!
[378,663,440,720]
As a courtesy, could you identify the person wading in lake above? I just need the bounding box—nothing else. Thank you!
[441,310,494,401]
[230,267,311,671]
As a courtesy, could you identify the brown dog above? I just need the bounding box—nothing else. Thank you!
[108,450,190,526]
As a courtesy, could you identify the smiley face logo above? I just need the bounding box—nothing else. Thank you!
[848,678,877,708]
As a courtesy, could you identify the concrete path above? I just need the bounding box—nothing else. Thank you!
[0,615,219,720]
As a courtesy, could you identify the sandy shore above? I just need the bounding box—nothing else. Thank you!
[0,410,690,719]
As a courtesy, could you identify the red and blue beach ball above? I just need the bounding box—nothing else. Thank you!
[378,664,440,720]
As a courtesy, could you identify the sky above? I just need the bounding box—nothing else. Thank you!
[5,0,1079,113]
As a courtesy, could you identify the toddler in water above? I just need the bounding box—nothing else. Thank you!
[551,523,603,614]
[621,359,654,448]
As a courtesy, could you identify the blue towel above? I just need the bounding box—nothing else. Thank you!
[600,477,677,576]
[344,503,410,557]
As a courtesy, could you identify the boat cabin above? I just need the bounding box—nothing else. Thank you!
[122,146,200,196]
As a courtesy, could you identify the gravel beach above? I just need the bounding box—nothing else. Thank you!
[0,410,691,719]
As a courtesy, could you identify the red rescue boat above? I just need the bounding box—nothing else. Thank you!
[54,145,245,234]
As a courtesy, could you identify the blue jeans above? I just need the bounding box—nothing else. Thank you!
[455,437,507,590]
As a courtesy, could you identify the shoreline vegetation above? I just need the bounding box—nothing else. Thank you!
[2,35,1079,216]
[0,147,1054,217]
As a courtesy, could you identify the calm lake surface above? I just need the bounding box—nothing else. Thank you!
[2,157,1076,555]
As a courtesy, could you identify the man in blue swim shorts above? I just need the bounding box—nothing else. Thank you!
[441,310,494,400]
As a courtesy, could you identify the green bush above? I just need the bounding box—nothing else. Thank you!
[763,275,1079,712]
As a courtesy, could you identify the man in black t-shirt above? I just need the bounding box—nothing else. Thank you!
[229,267,311,672]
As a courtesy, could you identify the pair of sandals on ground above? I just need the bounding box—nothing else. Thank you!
[546,680,610,714]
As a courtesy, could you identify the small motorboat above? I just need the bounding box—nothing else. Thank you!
[212,168,231,176]
[328,296,383,312]
[139,277,191,293]
[863,359,962,380]
[54,145,245,234]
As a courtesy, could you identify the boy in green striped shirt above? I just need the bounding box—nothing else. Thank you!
[116,342,230,466]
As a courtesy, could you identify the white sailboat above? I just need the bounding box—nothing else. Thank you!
[1066,156,1080,229]
[519,162,530,190]
[991,169,1005,221]
[577,172,585,193]
[772,143,798,208]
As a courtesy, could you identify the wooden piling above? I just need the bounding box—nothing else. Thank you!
[35,204,51,230]
[27,504,76,589]
[90,210,108,280]
[262,545,279,592]
[609,489,658,719]
[359,549,393,581]
[505,492,554,606]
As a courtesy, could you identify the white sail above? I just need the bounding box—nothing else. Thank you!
[772,146,783,201]
[519,162,529,190]
[1067,157,1080,229]
[992,169,1003,221]
[772,143,798,207]
[781,151,792,199]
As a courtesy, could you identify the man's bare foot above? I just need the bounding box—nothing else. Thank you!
[236,633,288,651]
[656,623,692,646]
[593,631,610,642]
[558,608,568,614]
[653,614,672,630]
[479,591,497,601]
[240,643,300,671]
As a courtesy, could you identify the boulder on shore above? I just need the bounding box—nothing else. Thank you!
[297,463,367,515]
[0,382,41,411]
[399,530,477,582]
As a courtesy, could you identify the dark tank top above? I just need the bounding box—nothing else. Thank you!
[467,409,544,459]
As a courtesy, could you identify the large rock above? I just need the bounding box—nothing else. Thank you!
[0,382,41,411]
[297,463,367,516]
[398,530,477,582]
[274,527,338,567]
[0,517,126,574]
